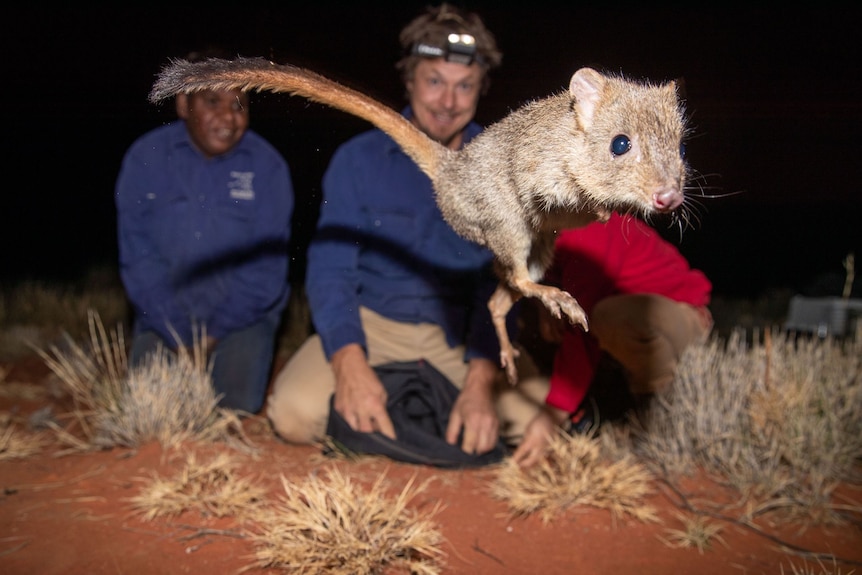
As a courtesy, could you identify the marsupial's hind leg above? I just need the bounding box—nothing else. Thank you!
[490,254,590,384]
[488,278,588,385]
[488,282,522,385]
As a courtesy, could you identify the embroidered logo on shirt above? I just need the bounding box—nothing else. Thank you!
[228,171,255,200]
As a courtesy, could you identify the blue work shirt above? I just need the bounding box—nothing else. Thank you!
[306,109,501,363]
[115,120,293,346]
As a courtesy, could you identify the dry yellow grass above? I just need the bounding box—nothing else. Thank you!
[35,311,255,453]
[246,466,445,575]
[635,326,862,527]
[0,413,48,461]
[491,430,657,524]
[658,511,727,554]
[129,450,267,521]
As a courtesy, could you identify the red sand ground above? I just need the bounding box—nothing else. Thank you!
[2,356,861,575]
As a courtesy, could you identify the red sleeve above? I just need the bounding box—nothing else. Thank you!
[545,327,602,412]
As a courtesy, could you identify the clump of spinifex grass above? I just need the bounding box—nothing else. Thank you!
[0,412,48,461]
[491,324,861,538]
[36,311,252,452]
[658,511,727,554]
[129,450,266,521]
[491,430,658,524]
[636,325,862,525]
[247,467,445,575]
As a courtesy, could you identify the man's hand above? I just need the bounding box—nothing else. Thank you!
[445,358,500,455]
[330,344,396,439]
[511,406,568,468]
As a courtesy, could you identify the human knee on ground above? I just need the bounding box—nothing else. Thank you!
[267,392,327,444]
[590,294,679,396]
[265,336,333,444]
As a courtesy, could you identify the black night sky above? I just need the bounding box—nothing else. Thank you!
[6,4,861,299]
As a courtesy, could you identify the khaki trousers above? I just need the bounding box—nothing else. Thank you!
[266,307,546,445]
[590,294,713,395]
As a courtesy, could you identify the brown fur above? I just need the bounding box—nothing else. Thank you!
[150,57,689,383]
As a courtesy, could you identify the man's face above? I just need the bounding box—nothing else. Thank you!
[176,89,250,158]
[406,58,483,150]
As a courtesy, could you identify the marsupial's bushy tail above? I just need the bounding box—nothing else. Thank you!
[149,56,442,176]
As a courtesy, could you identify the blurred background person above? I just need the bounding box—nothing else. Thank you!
[115,48,294,414]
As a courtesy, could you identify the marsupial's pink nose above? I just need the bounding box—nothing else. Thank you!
[653,187,683,212]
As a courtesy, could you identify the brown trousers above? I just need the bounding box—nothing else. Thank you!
[589,294,713,395]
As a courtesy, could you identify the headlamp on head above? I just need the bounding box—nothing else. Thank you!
[412,33,483,66]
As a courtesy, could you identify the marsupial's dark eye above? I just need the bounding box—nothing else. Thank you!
[610,135,631,156]
[680,142,687,159]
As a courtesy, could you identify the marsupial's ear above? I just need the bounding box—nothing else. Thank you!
[569,68,604,130]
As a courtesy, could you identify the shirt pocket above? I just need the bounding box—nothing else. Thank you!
[213,185,256,234]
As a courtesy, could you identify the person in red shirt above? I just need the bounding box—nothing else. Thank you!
[511,212,713,467]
